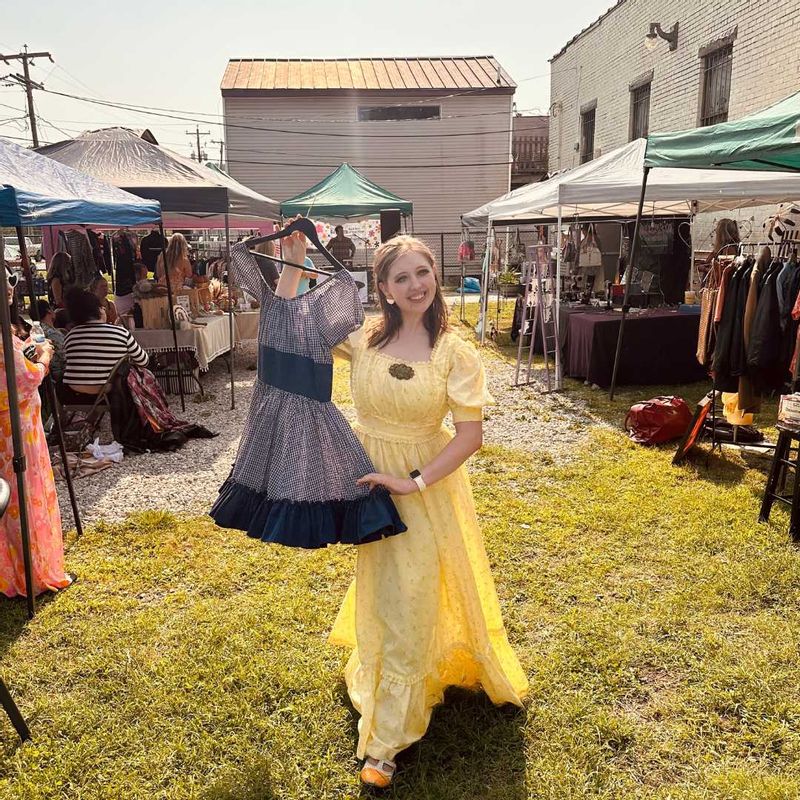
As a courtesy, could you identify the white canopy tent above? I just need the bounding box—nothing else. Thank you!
[462,139,800,375]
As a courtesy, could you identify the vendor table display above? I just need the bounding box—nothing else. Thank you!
[133,314,233,372]
[564,309,706,387]
[234,310,259,342]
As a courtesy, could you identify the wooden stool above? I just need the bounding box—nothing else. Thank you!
[759,423,800,541]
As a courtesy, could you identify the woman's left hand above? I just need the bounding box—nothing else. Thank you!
[357,472,418,496]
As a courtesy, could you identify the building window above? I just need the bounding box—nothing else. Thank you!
[580,107,595,164]
[700,45,733,126]
[630,83,651,140]
[358,106,440,122]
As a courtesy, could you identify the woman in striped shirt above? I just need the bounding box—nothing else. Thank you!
[58,287,148,404]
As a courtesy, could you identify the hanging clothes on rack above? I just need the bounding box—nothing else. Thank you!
[87,229,111,274]
[61,229,100,289]
[210,242,406,548]
[696,259,724,368]
[111,230,139,314]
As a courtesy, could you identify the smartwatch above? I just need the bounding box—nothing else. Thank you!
[409,469,427,492]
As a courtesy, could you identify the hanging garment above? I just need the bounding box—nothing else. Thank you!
[210,243,406,548]
[87,229,111,273]
[139,229,166,272]
[63,229,100,289]
[748,269,785,392]
[328,326,528,761]
[712,262,747,391]
[112,231,139,298]
[696,286,718,367]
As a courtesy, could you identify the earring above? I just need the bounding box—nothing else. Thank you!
[385,297,395,305]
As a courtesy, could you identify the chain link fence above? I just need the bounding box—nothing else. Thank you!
[305,228,546,292]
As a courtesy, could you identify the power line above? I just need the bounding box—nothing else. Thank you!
[0,45,54,146]
[41,87,524,140]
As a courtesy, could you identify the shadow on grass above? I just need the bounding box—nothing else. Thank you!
[202,760,276,800]
[356,688,527,800]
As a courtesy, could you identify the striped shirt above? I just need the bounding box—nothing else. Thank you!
[63,322,148,386]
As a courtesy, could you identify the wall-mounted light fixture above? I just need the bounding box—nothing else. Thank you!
[645,21,679,52]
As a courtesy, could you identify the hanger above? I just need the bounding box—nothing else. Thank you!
[245,217,343,276]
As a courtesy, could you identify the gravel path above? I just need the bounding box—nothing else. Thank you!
[55,322,603,528]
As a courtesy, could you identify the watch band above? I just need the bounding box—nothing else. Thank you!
[409,469,427,492]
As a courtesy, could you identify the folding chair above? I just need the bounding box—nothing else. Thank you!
[57,356,129,452]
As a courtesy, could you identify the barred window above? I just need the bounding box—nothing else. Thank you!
[630,83,651,140]
[700,45,733,126]
[580,107,595,164]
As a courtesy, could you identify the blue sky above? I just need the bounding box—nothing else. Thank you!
[1,0,613,156]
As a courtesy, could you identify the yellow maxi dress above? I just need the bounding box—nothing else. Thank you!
[329,327,528,761]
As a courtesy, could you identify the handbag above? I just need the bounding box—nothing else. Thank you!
[624,396,692,445]
[580,224,603,269]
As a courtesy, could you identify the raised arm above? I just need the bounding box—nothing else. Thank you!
[274,226,310,299]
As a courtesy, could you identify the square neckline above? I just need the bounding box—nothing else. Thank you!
[371,331,446,365]
[263,263,352,303]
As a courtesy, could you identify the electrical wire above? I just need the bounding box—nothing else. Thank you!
[41,87,526,140]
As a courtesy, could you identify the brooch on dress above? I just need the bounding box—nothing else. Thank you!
[389,363,415,381]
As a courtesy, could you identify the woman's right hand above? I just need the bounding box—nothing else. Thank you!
[281,217,310,267]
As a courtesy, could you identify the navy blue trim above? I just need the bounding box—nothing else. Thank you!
[258,346,332,402]
[209,478,407,549]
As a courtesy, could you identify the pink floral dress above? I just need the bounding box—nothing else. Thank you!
[0,336,70,597]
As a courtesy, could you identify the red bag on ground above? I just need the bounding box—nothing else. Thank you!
[624,396,692,445]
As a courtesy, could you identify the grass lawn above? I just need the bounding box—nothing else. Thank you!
[0,305,797,798]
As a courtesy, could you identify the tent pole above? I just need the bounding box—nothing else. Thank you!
[157,222,186,412]
[609,167,650,400]
[480,222,492,346]
[225,213,235,410]
[16,229,83,540]
[555,206,563,389]
[0,240,35,619]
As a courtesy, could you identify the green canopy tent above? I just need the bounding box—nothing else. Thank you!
[280,163,413,220]
[610,91,800,398]
[645,90,800,172]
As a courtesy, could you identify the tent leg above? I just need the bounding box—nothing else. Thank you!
[555,206,563,390]
[480,222,492,346]
[16,231,84,539]
[609,167,650,400]
[0,242,35,619]
[225,213,235,411]
[158,222,186,413]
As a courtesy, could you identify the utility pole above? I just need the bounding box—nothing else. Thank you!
[0,45,54,148]
[211,139,225,170]
[186,125,210,163]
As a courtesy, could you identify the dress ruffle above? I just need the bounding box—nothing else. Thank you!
[209,477,407,549]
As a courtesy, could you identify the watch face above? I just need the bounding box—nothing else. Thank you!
[410,470,421,479]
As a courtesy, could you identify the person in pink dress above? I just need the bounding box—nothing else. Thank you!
[0,267,71,597]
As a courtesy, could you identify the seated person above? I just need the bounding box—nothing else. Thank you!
[132,262,154,298]
[89,276,118,325]
[53,307,71,331]
[59,287,148,404]
[36,299,66,382]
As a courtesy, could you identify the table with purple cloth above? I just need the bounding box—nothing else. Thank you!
[564,308,706,387]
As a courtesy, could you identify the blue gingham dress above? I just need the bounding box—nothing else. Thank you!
[210,243,406,548]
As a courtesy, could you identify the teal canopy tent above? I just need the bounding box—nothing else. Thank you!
[280,163,412,218]
[645,91,800,172]
[611,91,800,398]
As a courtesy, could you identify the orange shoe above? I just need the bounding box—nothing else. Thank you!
[359,757,396,789]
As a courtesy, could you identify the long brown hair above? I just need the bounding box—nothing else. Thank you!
[368,235,449,349]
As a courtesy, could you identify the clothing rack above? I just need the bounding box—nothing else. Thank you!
[703,231,800,456]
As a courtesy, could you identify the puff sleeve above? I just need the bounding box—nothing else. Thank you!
[446,337,493,422]
[312,272,365,350]
[229,243,271,309]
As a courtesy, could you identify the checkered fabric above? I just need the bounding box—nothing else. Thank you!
[228,244,372,503]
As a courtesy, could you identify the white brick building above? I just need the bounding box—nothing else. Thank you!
[548,0,800,258]
[550,0,800,172]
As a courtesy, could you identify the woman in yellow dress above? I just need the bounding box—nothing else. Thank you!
[277,229,528,788]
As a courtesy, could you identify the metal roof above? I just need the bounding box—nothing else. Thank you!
[221,57,515,92]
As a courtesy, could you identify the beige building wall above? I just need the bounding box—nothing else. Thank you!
[223,93,513,233]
